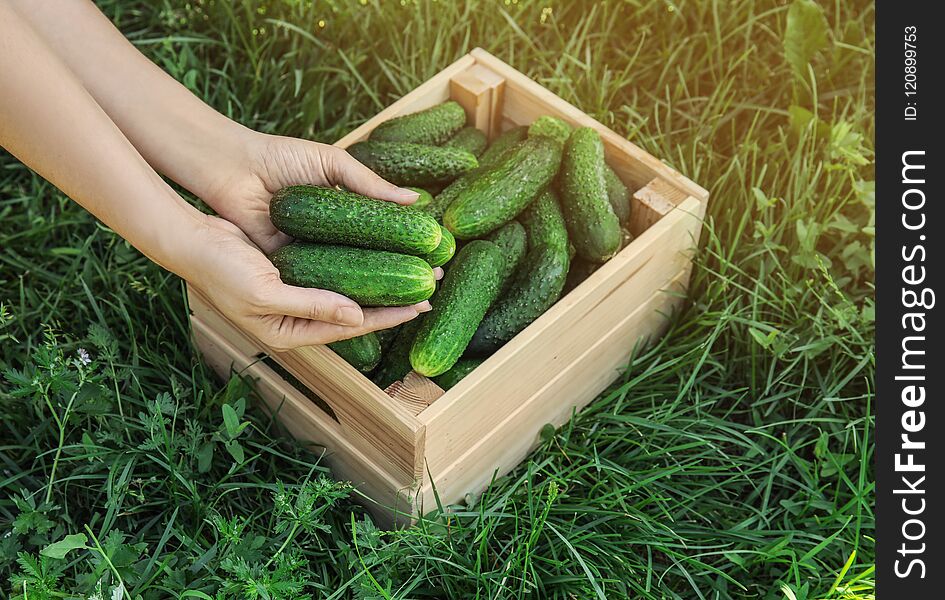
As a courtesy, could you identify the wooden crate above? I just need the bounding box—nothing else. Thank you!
[187,48,709,526]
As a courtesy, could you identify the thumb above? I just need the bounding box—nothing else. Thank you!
[263,283,364,326]
[326,145,420,205]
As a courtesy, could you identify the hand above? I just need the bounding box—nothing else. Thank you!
[203,131,422,254]
[187,215,433,351]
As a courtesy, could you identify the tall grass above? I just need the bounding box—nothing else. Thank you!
[1,1,874,598]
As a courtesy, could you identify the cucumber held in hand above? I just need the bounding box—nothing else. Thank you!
[410,240,505,377]
[421,225,456,267]
[558,127,622,262]
[370,101,467,145]
[443,135,562,239]
[443,127,488,157]
[467,189,570,356]
[348,140,478,187]
[486,221,527,293]
[270,185,442,255]
[433,357,484,391]
[271,243,435,307]
[328,333,382,372]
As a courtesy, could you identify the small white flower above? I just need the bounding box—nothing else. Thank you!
[77,348,92,366]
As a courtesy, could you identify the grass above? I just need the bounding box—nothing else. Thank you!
[0,0,874,598]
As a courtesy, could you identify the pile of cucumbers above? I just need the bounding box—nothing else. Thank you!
[267,101,631,389]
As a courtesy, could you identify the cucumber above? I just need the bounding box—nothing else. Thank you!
[409,240,505,376]
[406,187,434,211]
[486,221,527,293]
[432,358,484,391]
[270,243,435,307]
[520,188,568,253]
[467,189,570,356]
[328,333,381,372]
[370,100,466,145]
[372,317,424,389]
[558,128,622,262]
[375,325,402,353]
[421,225,456,267]
[528,115,572,145]
[478,126,528,168]
[270,185,442,255]
[443,127,487,157]
[443,136,562,239]
[348,141,478,187]
[563,258,601,294]
[603,168,631,226]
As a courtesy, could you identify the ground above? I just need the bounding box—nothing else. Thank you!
[0,1,874,598]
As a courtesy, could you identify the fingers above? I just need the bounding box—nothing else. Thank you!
[263,302,432,350]
[324,145,420,205]
[433,267,444,280]
[261,284,364,327]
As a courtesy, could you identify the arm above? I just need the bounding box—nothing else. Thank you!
[9,0,421,253]
[0,3,428,349]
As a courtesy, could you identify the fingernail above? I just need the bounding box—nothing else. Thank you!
[397,187,421,201]
[336,306,363,326]
[416,301,432,313]
[433,267,444,280]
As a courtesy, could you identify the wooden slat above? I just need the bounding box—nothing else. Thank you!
[629,177,691,237]
[416,268,692,511]
[191,317,417,527]
[469,48,709,206]
[419,196,703,475]
[187,287,425,483]
[333,54,476,149]
[384,372,444,416]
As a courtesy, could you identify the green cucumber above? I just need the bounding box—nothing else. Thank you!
[603,168,631,226]
[270,185,441,255]
[528,115,572,145]
[421,226,456,267]
[558,127,622,262]
[486,221,527,293]
[520,188,568,253]
[372,318,424,389]
[443,127,487,157]
[271,243,435,307]
[409,240,505,376]
[348,140,478,187]
[407,187,434,211]
[563,258,601,295]
[467,190,570,356]
[375,325,402,353]
[328,333,381,372]
[478,126,528,168]
[422,127,528,222]
[443,136,562,239]
[432,358,484,391]
[370,101,466,145]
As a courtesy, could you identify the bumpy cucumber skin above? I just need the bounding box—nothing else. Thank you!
[348,141,478,187]
[486,221,527,293]
[406,187,434,211]
[528,115,572,146]
[443,127,487,157]
[328,333,381,372]
[270,185,442,255]
[467,189,570,356]
[409,240,505,377]
[422,127,528,222]
[422,226,456,267]
[432,358,484,391]
[478,126,528,168]
[443,136,562,239]
[559,127,622,262]
[370,101,466,145]
[466,243,569,356]
[270,243,435,307]
[603,167,631,226]
[520,188,568,253]
[372,318,424,389]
